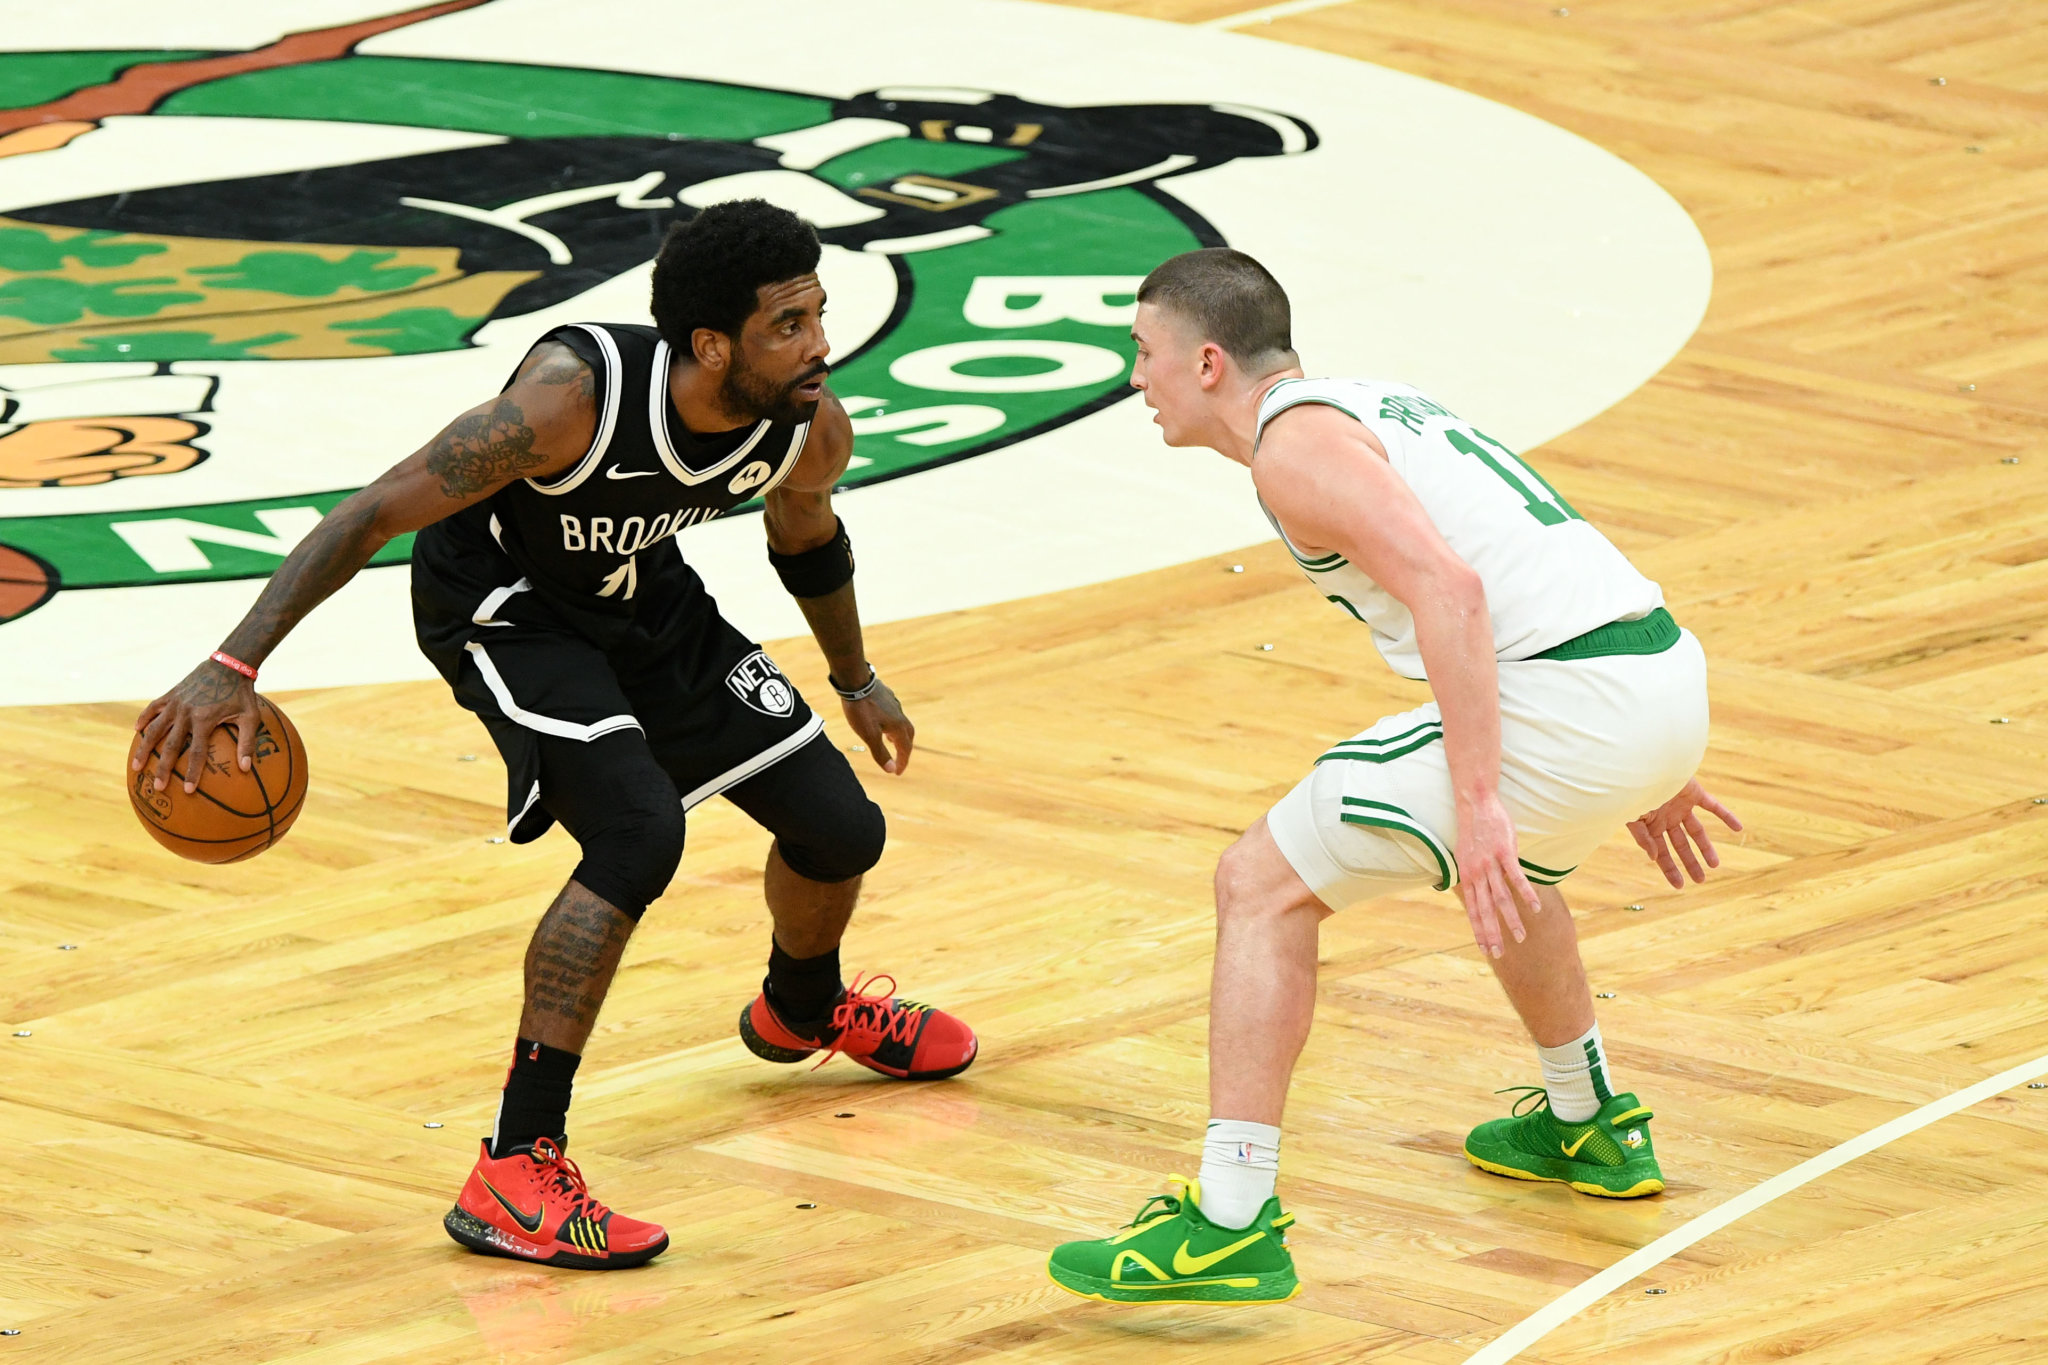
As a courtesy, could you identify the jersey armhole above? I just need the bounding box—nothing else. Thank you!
[522,324,622,497]
[1255,391,1400,462]
[763,419,813,497]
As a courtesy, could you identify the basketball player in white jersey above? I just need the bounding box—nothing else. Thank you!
[1047,249,1741,1305]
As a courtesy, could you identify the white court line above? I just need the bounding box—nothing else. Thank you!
[1199,0,1354,29]
[1462,1051,2048,1364]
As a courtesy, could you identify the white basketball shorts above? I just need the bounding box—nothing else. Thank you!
[1266,628,1709,908]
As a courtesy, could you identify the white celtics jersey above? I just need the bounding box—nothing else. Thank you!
[1255,377,1663,681]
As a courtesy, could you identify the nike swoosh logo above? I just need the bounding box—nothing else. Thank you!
[1562,1132,1594,1158]
[477,1175,545,1234]
[604,466,658,480]
[1172,1230,1266,1275]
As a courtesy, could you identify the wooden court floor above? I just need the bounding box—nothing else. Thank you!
[6,1,2048,1360]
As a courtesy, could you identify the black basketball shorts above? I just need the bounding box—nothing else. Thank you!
[441,613,821,843]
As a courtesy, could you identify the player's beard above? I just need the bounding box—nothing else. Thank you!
[725,354,827,425]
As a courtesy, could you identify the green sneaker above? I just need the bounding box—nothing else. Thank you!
[1465,1088,1664,1197]
[1047,1176,1300,1305]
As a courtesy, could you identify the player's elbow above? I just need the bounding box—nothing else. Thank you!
[1419,559,1486,621]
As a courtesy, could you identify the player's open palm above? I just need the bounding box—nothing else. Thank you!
[1628,777,1741,887]
[1455,794,1538,959]
[843,680,915,775]
[134,660,260,794]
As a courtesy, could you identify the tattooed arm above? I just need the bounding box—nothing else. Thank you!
[133,342,596,793]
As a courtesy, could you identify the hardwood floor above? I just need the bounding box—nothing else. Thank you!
[4,1,2047,1360]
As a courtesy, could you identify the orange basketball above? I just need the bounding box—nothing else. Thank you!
[127,696,309,863]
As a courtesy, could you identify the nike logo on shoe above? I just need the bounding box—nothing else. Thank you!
[1172,1230,1266,1274]
[1561,1131,1594,1158]
[477,1175,545,1234]
[604,466,658,480]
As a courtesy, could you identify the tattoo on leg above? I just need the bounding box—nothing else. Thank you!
[525,883,634,1033]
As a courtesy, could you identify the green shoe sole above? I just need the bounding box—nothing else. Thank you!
[1463,1143,1664,1198]
[1046,1260,1300,1305]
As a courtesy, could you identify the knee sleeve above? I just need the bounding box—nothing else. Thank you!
[540,732,686,921]
[777,788,885,884]
[724,736,886,884]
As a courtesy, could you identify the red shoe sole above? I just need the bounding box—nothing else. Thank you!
[443,1206,667,1270]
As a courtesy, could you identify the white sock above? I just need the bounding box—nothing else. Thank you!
[1197,1119,1281,1229]
[1538,1023,1614,1123]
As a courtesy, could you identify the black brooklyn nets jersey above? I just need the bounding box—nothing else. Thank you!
[412,322,810,655]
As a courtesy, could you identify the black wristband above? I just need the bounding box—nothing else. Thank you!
[768,517,855,598]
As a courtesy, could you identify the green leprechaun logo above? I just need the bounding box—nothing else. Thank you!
[0,0,1313,626]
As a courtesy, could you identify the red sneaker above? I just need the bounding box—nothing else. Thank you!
[739,971,978,1080]
[444,1137,668,1269]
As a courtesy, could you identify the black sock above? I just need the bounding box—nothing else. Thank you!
[491,1038,581,1159]
[765,939,842,1028]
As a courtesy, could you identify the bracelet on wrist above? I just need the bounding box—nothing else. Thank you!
[829,664,880,702]
[209,650,258,682]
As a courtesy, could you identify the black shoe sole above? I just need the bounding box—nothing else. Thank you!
[444,1206,668,1270]
[738,1000,819,1064]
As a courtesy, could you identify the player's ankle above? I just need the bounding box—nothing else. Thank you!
[1535,1022,1612,1124]
[491,1037,580,1158]
[765,939,842,1027]
[1198,1118,1281,1228]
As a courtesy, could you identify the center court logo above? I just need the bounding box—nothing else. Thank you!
[0,0,1712,705]
[0,0,1313,630]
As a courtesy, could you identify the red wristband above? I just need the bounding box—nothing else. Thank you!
[209,650,258,681]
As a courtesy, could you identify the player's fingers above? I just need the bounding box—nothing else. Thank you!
[882,716,914,776]
[150,714,188,790]
[1465,883,1502,959]
[847,714,889,771]
[134,706,171,769]
[235,704,258,772]
[177,725,207,794]
[1702,792,1743,832]
[1627,820,1659,859]
[1510,864,1542,920]
[1486,864,1525,943]
[1653,831,1685,888]
[1467,903,1499,959]
[1682,811,1721,868]
[1673,828,1707,883]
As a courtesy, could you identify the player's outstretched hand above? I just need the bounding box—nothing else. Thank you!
[133,659,259,794]
[843,677,914,776]
[1628,777,1742,888]
[1455,793,1539,959]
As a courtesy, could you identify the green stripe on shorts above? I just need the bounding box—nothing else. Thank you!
[1320,719,1443,762]
[1338,796,1457,891]
[1318,730,1443,765]
[1517,856,1576,885]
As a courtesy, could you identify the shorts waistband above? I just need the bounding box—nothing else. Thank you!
[1532,607,1681,662]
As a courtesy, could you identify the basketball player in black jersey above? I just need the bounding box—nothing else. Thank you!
[132,200,978,1270]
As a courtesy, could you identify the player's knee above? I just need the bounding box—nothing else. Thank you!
[777,793,886,884]
[1214,829,1312,927]
[1214,837,1262,923]
[571,787,685,921]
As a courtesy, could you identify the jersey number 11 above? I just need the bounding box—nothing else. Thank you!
[1447,428,1583,527]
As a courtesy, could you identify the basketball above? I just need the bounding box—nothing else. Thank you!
[126,696,309,863]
